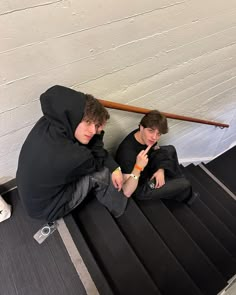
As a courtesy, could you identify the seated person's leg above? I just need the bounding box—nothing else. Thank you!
[65,174,92,214]
[148,145,184,179]
[92,167,128,218]
[134,177,192,202]
[63,167,127,219]
[161,145,177,158]
[160,145,183,177]
[160,145,200,205]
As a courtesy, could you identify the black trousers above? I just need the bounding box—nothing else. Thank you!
[134,176,192,202]
[134,145,192,202]
[64,167,127,218]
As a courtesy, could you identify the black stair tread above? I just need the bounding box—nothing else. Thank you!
[116,199,202,295]
[205,146,236,194]
[189,197,236,259]
[184,165,236,236]
[163,199,236,281]
[136,199,227,295]
[188,164,236,217]
[65,214,114,295]
[73,198,161,295]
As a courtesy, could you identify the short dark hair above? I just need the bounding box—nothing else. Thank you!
[140,110,168,134]
[83,94,110,125]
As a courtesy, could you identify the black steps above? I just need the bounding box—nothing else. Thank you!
[116,199,202,295]
[186,164,236,217]
[184,165,236,259]
[186,164,236,235]
[73,198,161,295]
[205,146,236,194]
[136,199,227,295]
[163,199,236,281]
[65,151,236,295]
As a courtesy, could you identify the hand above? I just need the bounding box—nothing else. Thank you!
[96,123,106,134]
[136,145,152,170]
[152,169,165,188]
[88,131,104,149]
[111,169,123,191]
[88,131,106,159]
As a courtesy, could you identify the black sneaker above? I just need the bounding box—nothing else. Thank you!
[186,192,200,206]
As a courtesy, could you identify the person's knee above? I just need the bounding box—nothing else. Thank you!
[168,145,176,152]
[180,178,195,202]
[182,178,191,190]
[168,145,177,157]
[162,145,177,158]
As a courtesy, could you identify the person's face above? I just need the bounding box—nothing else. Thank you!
[74,120,105,144]
[139,125,161,146]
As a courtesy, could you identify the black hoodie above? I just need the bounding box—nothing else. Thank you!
[16,85,118,222]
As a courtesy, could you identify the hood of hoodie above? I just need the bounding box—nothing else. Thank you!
[40,85,86,140]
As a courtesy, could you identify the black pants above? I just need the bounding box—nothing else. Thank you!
[134,145,192,202]
[134,176,192,202]
[64,167,128,218]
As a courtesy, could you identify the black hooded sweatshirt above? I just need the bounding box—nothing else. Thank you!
[16,85,118,222]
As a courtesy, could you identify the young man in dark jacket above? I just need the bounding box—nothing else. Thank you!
[17,85,127,225]
[116,110,198,204]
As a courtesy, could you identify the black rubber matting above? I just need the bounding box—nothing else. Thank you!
[0,189,86,295]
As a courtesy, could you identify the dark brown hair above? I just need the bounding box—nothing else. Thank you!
[83,94,110,125]
[140,110,168,134]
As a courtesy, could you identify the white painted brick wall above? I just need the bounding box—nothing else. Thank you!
[0,0,236,183]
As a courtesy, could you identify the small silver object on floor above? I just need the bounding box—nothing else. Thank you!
[0,195,12,223]
[33,221,58,244]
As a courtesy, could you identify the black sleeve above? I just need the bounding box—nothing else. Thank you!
[66,148,105,182]
[87,131,108,169]
[87,131,106,159]
[88,131,120,173]
[104,154,119,173]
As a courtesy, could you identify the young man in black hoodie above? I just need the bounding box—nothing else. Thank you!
[116,110,198,204]
[17,85,127,227]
